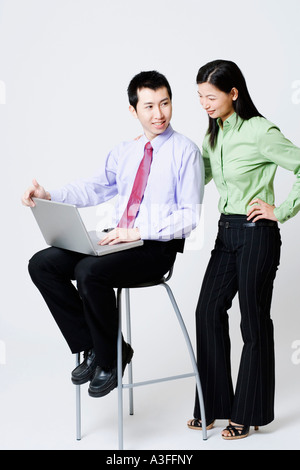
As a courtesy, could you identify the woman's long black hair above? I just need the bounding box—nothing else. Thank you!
[196,60,263,148]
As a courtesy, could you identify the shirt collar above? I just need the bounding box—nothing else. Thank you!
[217,112,244,131]
[142,124,174,153]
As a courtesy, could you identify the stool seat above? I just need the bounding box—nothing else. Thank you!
[122,266,174,289]
[122,278,165,288]
[75,265,207,449]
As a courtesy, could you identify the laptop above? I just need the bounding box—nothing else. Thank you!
[30,198,143,256]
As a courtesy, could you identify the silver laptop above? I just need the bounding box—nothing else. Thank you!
[30,198,143,256]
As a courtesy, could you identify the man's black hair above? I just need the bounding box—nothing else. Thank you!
[127,70,172,110]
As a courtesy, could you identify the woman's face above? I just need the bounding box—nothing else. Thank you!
[197,82,238,122]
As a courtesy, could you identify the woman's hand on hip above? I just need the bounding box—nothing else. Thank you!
[247,198,278,222]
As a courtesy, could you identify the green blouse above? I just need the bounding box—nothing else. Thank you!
[202,113,300,223]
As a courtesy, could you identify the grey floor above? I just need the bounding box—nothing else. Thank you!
[1,333,299,451]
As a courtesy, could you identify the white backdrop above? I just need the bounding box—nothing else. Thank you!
[0,0,299,450]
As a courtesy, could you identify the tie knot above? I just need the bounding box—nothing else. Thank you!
[145,142,153,151]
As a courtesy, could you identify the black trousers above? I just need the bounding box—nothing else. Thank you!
[194,214,281,426]
[28,240,178,368]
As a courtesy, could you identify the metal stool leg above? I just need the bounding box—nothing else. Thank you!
[117,288,124,450]
[161,283,207,440]
[74,272,207,448]
[117,288,135,450]
[75,353,81,441]
[125,288,134,415]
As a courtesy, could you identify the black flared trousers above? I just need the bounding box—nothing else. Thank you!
[194,215,281,426]
[28,240,177,368]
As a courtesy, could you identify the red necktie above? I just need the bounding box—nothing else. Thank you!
[117,141,153,228]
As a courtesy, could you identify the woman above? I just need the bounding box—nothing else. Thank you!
[188,60,300,440]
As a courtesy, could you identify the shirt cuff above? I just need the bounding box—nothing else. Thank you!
[274,205,293,223]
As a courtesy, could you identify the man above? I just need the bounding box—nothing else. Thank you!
[22,71,204,398]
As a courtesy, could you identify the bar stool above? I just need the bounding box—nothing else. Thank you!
[75,266,207,449]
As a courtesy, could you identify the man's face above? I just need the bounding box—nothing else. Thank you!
[130,86,172,141]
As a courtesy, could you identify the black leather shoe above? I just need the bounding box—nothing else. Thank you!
[71,349,97,385]
[88,343,134,398]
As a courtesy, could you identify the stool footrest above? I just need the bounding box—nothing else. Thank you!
[122,372,195,389]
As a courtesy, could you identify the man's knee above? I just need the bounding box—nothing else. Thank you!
[28,247,62,282]
[28,249,47,281]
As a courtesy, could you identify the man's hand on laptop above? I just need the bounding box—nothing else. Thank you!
[22,178,51,207]
[99,227,141,246]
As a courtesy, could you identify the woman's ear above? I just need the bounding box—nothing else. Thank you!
[231,87,239,101]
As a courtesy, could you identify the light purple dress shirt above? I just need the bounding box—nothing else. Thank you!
[50,125,204,241]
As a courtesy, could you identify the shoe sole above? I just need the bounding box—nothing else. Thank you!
[222,432,249,440]
[88,379,118,398]
[71,367,97,385]
[88,347,134,398]
[187,419,215,431]
[71,375,93,385]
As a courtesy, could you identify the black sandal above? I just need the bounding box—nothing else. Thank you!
[222,424,259,440]
[187,418,215,431]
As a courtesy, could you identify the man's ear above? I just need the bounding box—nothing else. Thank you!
[129,105,138,119]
